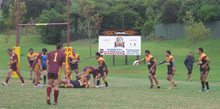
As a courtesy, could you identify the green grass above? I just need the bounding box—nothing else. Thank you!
[0,35,220,109]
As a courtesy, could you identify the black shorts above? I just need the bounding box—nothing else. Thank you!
[167,70,175,76]
[69,80,84,88]
[200,70,209,75]
[42,67,47,70]
[149,69,156,75]
[29,60,33,67]
[48,73,59,80]
[70,64,78,70]
[98,69,108,77]
[187,68,192,74]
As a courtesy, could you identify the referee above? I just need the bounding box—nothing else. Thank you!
[184,52,194,81]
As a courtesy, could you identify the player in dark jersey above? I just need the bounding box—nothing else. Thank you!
[1,49,26,86]
[158,50,177,89]
[46,43,67,105]
[78,66,99,86]
[27,48,36,80]
[67,49,80,78]
[60,75,90,88]
[32,48,47,87]
[95,52,109,88]
[135,50,160,89]
[196,48,211,92]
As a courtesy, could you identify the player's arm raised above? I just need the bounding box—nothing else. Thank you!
[135,59,144,65]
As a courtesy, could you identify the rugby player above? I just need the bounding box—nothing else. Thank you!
[46,43,67,105]
[32,48,47,87]
[1,49,26,86]
[95,52,109,88]
[68,49,80,77]
[196,48,211,92]
[135,50,160,89]
[41,54,47,84]
[27,48,36,80]
[158,50,177,89]
[60,75,90,88]
[78,66,98,86]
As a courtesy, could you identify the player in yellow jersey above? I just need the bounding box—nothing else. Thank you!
[196,48,211,92]
[68,49,80,77]
[27,48,36,80]
[158,50,177,89]
[135,50,160,89]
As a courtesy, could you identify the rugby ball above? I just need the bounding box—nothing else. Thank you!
[133,60,139,66]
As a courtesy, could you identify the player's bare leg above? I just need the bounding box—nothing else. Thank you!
[34,71,42,87]
[1,69,13,85]
[66,84,74,88]
[60,79,68,84]
[29,66,33,80]
[74,69,79,75]
[96,73,101,87]
[152,75,160,89]
[102,73,108,88]
[16,71,26,86]
[53,80,60,105]
[199,73,205,92]
[43,70,47,84]
[68,70,73,78]
[47,79,53,105]
[148,73,154,89]
[203,73,210,92]
[188,74,191,80]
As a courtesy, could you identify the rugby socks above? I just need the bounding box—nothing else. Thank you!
[44,76,46,83]
[157,85,160,87]
[37,82,40,84]
[47,87,52,98]
[5,77,10,84]
[201,80,205,89]
[20,77,25,83]
[97,79,100,85]
[173,82,176,85]
[104,79,108,87]
[205,80,209,90]
[54,90,59,103]
[151,84,154,86]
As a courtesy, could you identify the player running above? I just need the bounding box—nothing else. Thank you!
[68,49,80,77]
[32,48,47,87]
[196,48,211,92]
[46,43,67,105]
[27,48,36,80]
[60,74,90,88]
[135,50,161,89]
[95,52,109,88]
[158,50,177,89]
[1,49,26,86]
[78,66,98,86]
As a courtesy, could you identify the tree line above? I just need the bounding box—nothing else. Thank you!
[0,0,219,44]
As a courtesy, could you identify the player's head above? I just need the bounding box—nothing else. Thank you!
[198,48,203,54]
[42,48,47,55]
[95,52,101,59]
[29,48,34,53]
[72,49,75,55]
[83,76,89,81]
[166,50,171,57]
[189,52,193,57]
[145,50,150,56]
[7,49,13,55]
[57,43,63,51]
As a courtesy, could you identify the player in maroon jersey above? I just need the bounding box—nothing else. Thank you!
[46,43,67,105]
[78,66,98,86]
[1,49,26,86]
[32,48,47,87]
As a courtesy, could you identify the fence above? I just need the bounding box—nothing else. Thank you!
[155,21,220,39]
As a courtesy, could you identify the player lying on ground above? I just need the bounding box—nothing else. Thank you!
[78,66,99,87]
[135,50,160,89]
[196,48,211,92]
[60,75,90,88]
[95,52,109,88]
[158,50,177,89]
[1,49,26,86]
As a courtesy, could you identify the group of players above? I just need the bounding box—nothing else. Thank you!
[1,43,109,105]
[1,43,211,105]
[134,48,210,92]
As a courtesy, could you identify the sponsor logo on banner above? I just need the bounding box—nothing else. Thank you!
[115,37,125,48]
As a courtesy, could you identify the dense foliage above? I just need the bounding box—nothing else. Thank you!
[1,0,220,44]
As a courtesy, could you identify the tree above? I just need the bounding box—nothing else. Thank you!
[197,5,220,23]
[113,4,129,30]
[184,11,211,55]
[78,0,102,57]
[2,0,34,44]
